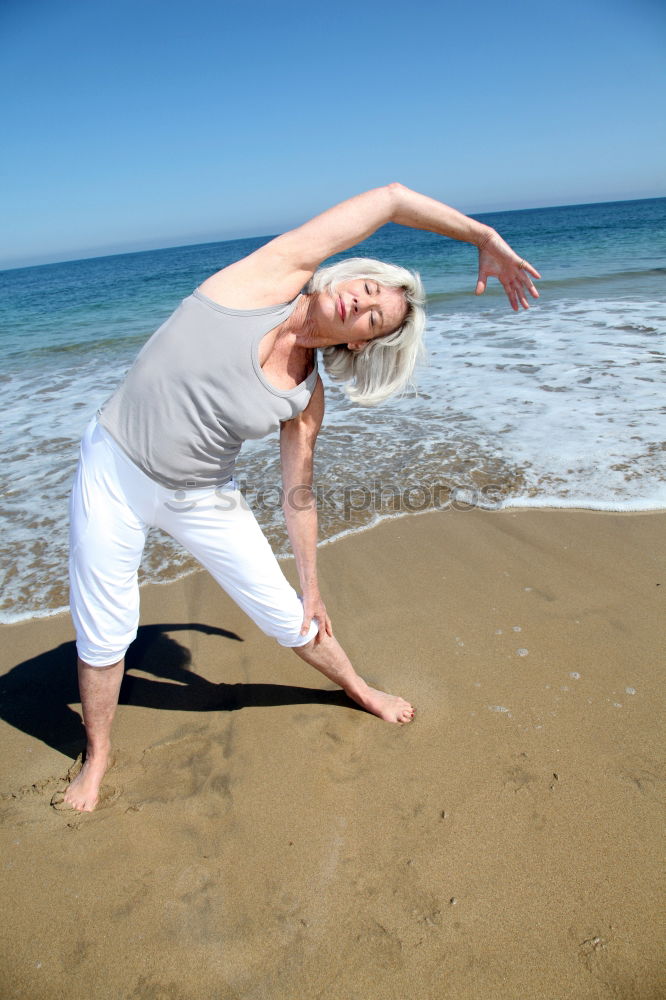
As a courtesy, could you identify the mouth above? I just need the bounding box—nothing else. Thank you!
[338,295,346,322]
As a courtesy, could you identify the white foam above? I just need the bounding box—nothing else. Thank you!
[423,296,666,511]
[499,495,666,512]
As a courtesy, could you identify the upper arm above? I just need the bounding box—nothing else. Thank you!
[279,376,325,490]
[198,184,401,309]
[278,183,400,270]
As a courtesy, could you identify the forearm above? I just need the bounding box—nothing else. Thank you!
[283,489,321,597]
[283,183,493,269]
[390,183,494,248]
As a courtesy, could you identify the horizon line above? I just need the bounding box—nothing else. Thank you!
[2,193,665,274]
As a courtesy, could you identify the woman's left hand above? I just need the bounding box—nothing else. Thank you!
[475,230,541,311]
[301,590,333,642]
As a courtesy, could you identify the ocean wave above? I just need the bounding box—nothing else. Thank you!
[425,268,666,309]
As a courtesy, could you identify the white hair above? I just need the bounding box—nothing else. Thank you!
[307,257,426,406]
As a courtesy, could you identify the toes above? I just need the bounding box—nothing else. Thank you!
[53,786,98,812]
[52,790,88,812]
[50,790,68,810]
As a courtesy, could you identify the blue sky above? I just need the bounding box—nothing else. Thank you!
[1,0,664,268]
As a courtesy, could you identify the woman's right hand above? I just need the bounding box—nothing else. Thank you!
[300,587,333,642]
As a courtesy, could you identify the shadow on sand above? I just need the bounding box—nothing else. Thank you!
[0,621,354,763]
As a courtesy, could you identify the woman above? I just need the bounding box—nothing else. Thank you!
[64,182,540,811]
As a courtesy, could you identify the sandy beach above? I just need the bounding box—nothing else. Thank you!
[1,507,664,999]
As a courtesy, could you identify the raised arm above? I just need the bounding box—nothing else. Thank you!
[279,376,331,642]
[200,183,540,311]
[286,182,492,265]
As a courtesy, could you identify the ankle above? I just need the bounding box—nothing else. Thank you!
[344,676,371,703]
[84,741,111,763]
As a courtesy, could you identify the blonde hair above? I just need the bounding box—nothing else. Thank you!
[307,257,426,406]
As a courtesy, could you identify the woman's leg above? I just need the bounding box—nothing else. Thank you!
[63,657,125,811]
[158,482,414,723]
[66,421,150,810]
[293,635,414,724]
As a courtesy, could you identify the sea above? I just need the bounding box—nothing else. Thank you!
[1,198,665,624]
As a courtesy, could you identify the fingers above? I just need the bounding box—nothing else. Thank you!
[301,606,333,641]
[503,281,526,312]
[499,273,518,311]
[514,276,530,311]
[503,281,520,312]
[516,259,541,306]
[502,262,541,311]
[479,243,541,310]
[521,260,541,280]
[511,282,528,311]
[517,271,540,309]
[522,275,540,300]
[300,603,315,636]
[312,615,332,644]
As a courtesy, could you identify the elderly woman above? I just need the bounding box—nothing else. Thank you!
[64,183,540,811]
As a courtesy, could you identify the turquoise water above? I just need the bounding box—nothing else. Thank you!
[1,198,665,622]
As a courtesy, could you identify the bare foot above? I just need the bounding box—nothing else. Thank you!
[354,685,415,724]
[58,749,110,812]
[290,636,414,724]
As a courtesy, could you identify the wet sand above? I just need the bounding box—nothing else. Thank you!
[1,508,664,999]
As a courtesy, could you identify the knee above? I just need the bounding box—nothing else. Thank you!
[76,642,130,668]
[276,618,318,649]
[77,655,125,671]
[290,634,317,658]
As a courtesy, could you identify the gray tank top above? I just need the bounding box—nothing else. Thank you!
[99,288,318,489]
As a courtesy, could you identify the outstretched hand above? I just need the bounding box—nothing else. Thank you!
[475,230,541,311]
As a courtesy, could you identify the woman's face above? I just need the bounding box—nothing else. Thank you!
[312,279,408,350]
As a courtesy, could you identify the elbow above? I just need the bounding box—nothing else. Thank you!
[384,181,406,218]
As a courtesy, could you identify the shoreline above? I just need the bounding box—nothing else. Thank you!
[2,501,664,627]
[1,506,664,998]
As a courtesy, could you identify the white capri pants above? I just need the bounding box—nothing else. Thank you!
[69,418,317,667]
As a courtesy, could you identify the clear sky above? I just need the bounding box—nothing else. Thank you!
[1,0,664,268]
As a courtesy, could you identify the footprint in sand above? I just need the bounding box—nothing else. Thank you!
[619,753,666,805]
[320,727,367,784]
[125,731,230,808]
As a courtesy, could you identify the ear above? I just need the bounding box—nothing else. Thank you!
[347,342,364,352]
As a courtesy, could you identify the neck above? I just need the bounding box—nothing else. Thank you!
[279,294,320,348]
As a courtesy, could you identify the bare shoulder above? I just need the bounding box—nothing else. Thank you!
[198,233,313,309]
[198,186,398,309]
